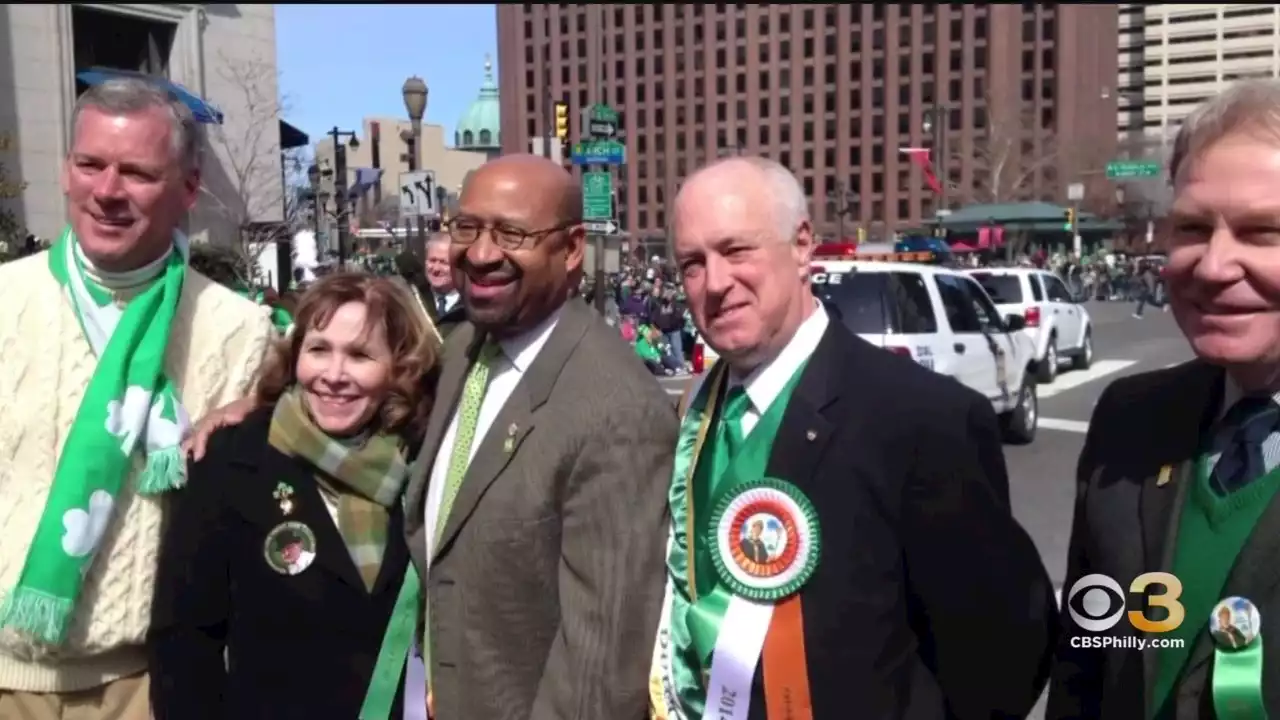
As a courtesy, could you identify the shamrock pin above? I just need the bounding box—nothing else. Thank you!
[273,482,296,515]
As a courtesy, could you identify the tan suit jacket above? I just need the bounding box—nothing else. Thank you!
[404,299,677,720]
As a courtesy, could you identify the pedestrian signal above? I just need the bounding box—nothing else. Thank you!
[1066,572,1184,634]
[554,102,569,139]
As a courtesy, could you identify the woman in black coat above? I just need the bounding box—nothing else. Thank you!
[149,273,439,719]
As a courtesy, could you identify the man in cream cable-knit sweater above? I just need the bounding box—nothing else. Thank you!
[0,77,274,718]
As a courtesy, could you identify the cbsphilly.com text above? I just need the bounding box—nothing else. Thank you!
[1070,636,1186,650]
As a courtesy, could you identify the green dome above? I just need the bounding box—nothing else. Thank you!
[456,55,501,150]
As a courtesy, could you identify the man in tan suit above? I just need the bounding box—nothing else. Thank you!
[406,154,676,720]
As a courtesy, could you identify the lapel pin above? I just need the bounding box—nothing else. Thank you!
[503,423,518,454]
[273,482,296,515]
[805,429,817,441]
[1157,465,1173,488]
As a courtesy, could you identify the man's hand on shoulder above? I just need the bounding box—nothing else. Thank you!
[183,396,262,460]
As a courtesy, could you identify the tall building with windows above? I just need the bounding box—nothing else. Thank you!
[497,4,1117,242]
[1116,5,1280,141]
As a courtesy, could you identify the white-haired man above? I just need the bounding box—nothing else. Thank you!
[650,156,1056,719]
[1050,79,1280,719]
[0,78,274,717]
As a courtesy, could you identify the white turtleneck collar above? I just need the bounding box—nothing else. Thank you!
[75,240,172,293]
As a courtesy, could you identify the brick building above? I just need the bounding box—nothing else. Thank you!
[497,4,1117,242]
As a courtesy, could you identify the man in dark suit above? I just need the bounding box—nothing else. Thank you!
[1048,81,1280,720]
[403,154,676,720]
[395,237,465,338]
[651,156,1056,720]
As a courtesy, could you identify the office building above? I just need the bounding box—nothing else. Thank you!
[497,4,1117,241]
[1117,4,1280,141]
[1,4,290,246]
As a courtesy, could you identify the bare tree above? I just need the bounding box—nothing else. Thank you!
[201,52,306,285]
[955,100,1060,206]
[0,131,28,262]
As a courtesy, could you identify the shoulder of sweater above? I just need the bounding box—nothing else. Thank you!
[0,251,55,293]
[178,270,274,331]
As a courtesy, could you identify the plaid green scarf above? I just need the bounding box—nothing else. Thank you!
[0,227,190,644]
[268,388,409,590]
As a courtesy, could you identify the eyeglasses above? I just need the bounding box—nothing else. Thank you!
[445,217,576,251]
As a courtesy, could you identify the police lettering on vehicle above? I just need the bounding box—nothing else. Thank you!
[809,272,845,286]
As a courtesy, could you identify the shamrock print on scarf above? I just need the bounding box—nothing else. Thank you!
[105,385,154,455]
[61,490,114,558]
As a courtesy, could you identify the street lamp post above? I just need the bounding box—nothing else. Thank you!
[826,181,858,242]
[327,127,359,269]
[402,76,429,260]
[922,104,949,214]
[306,163,322,237]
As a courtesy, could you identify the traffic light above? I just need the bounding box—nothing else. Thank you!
[553,102,569,139]
[1064,207,1076,231]
[856,227,866,244]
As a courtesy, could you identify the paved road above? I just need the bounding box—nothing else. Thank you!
[657,300,1190,719]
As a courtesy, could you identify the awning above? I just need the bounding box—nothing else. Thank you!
[76,68,224,125]
[279,119,309,149]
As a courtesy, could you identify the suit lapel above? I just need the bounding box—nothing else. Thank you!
[763,325,842,491]
[1137,362,1223,705]
[430,301,591,563]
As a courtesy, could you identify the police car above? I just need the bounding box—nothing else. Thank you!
[809,245,1040,444]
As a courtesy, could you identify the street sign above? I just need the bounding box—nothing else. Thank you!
[586,103,619,138]
[1067,182,1084,202]
[1106,161,1161,180]
[585,219,619,235]
[583,171,613,221]
[571,139,626,166]
[398,170,438,217]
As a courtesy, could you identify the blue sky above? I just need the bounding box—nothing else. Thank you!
[276,4,497,147]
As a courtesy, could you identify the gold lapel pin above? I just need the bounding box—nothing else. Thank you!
[273,482,296,515]
[1157,465,1173,487]
[805,429,817,441]
[503,423,518,454]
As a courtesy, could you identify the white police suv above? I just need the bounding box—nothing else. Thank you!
[809,246,1040,444]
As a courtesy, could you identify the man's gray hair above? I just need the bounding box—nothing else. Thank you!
[677,155,810,242]
[1170,78,1280,186]
[71,76,204,172]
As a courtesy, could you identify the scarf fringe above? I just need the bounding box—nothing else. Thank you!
[0,588,72,644]
[136,446,187,494]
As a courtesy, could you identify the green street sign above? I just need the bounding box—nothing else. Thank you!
[589,103,618,123]
[583,170,613,221]
[1106,160,1161,179]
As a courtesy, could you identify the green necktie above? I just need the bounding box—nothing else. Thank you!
[433,340,501,547]
[710,385,752,496]
[425,340,500,691]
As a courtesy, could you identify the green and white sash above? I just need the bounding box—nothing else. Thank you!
[649,362,807,720]
[0,227,190,644]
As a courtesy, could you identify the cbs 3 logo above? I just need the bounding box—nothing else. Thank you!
[1065,572,1185,634]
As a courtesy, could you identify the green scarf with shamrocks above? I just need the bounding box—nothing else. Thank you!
[0,227,190,644]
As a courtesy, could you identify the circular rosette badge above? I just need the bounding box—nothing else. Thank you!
[1209,596,1261,651]
[709,478,821,601]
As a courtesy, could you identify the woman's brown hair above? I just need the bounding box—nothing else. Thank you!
[255,272,440,440]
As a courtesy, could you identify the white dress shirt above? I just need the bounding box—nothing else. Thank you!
[422,307,563,563]
[433,290,460,314]
[729,303,829,437]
